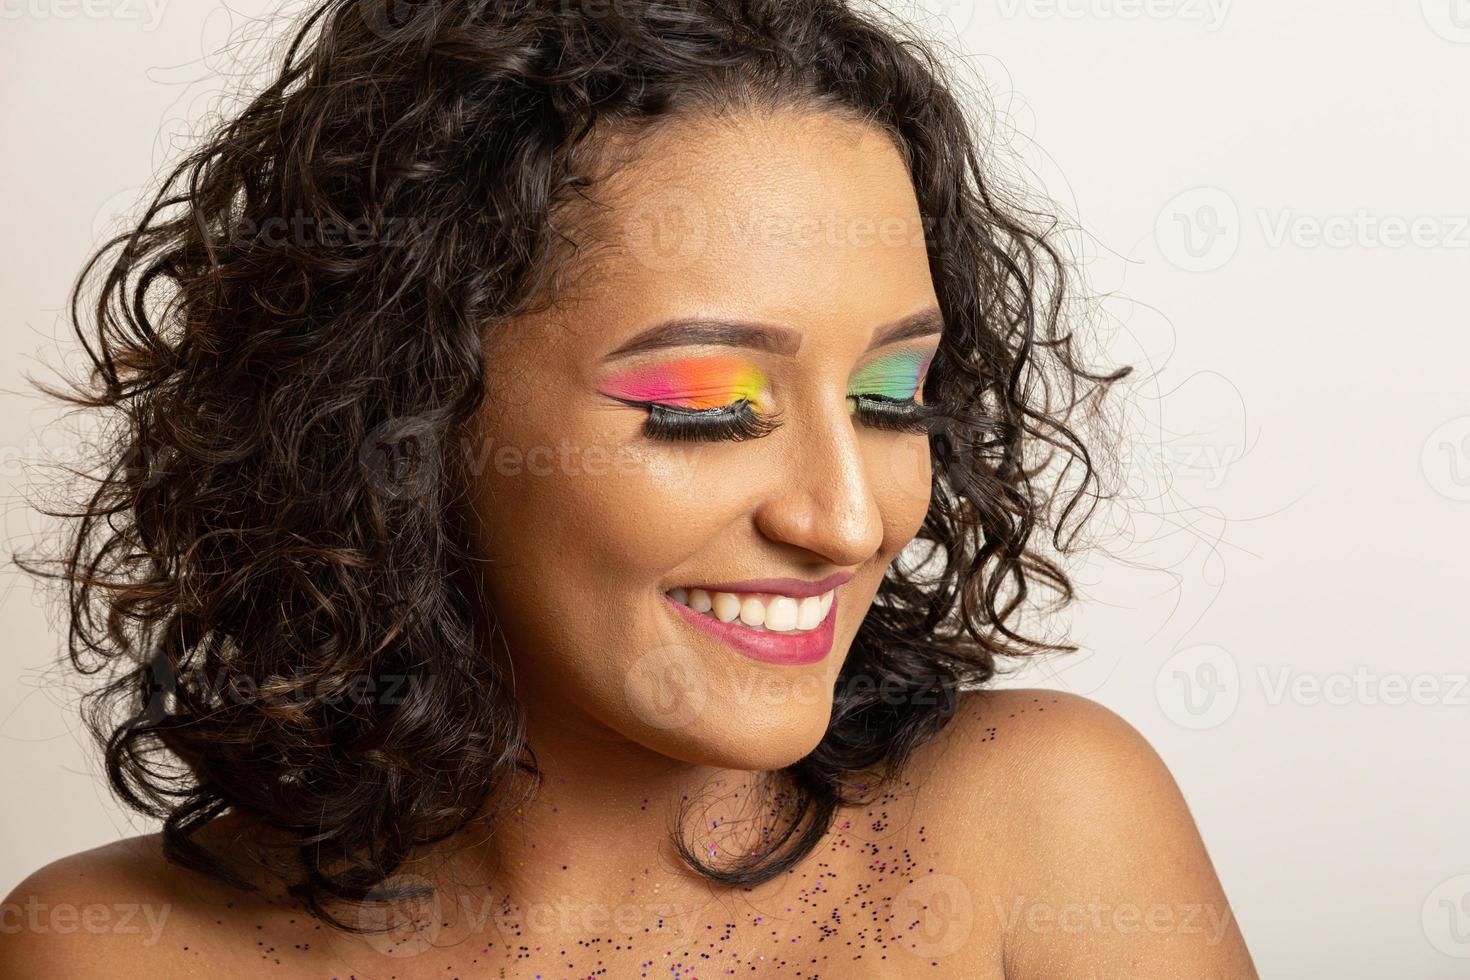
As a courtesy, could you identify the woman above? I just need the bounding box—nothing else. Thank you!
[4,0,1257,976]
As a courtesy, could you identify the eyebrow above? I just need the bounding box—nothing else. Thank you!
[601,306,944,361]
[866,307,945,351]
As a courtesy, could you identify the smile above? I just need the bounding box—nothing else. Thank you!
[662,575,849,666]
[666,586,834,632]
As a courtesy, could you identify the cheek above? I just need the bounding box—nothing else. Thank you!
[468,420,698,598]
[463,412,697,728]
[465,393,753,679]
[872,435,933,549]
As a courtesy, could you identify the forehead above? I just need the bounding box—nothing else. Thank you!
[546,110,937,350]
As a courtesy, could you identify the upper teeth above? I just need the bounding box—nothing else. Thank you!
[667,587,834,633]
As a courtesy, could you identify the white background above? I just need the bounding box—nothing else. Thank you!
[1,1,1467,976]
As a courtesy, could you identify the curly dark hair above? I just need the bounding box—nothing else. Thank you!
[18,0,1129,929]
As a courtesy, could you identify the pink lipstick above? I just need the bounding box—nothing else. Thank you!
[662,590,839,666]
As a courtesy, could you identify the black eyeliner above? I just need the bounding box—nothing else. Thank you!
[848,394,944,435]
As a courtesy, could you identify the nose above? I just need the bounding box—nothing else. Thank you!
[750,399,886,568]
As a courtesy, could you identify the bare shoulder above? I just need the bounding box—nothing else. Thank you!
[901,687,1259,979]
[1,834,192,978]
[0,819,294,979]
[911,687,1179,799]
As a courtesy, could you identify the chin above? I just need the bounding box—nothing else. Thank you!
[609,616,849,771]
[622,696,837,772]
[670,714,840,775]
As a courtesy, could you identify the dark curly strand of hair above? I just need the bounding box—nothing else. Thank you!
[17,0,1129,929]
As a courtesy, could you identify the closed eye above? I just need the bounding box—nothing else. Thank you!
[606,395,783,442]
[607,392,941,442]
[848,393,943,434]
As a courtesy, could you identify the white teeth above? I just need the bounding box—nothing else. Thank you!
[797,596,823,630]
[712,591,741,622]
[667,586,836,634]
[765,596,799,632]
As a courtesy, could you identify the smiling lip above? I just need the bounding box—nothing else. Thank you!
[663,591,838,666]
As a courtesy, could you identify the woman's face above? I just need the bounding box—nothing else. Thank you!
[469,110,941,771]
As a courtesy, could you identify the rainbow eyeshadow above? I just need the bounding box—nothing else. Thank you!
[847,347,936,401]
[599,356,772,412]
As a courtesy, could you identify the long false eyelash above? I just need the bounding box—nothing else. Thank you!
[641,398,783,443]
[848,394,946,435]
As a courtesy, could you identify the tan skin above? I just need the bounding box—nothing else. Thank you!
[0,110,1258,978]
